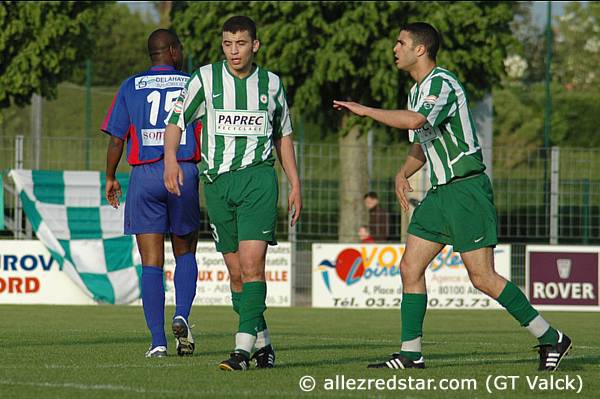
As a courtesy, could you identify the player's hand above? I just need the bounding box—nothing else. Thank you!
[333,100,370,117]
[288,186,302,227]
[164,160,184,196]
[395,171,413,212]
[105,177,122,209]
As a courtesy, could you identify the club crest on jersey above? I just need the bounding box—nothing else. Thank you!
[172,88,186,114]
[215,110,268,137]
[173,100,184,114]
[260,94,268,104]
[423,95,437,110]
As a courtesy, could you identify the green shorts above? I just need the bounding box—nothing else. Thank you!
[203,163,279,253]
[408,173,498,253]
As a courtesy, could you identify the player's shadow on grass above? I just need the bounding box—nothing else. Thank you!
[428,329,518,336]
[275,355,381,369]
[191,342,388,358]
[277,343,393,352]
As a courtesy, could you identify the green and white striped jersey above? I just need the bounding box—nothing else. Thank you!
[408,67,485,186]
[168,60,292,181]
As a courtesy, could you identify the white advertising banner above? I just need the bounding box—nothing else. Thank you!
[0,240,95,305]
[164,241,292,307]
[312,243,511,309]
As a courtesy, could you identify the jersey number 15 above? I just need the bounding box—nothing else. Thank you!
[146,90,181,126]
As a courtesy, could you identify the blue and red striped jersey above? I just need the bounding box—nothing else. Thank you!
[101,65,201,165]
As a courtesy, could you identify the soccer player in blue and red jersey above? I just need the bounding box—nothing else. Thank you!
[101,29,201,358]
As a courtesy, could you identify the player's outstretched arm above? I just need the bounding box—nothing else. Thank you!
[105,135,124,209]
[333,100,427,130]
[274,135,302,227]
[396,144,426,212]
[163,123,184,196]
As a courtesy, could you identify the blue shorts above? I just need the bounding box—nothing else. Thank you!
[124,160,200,236]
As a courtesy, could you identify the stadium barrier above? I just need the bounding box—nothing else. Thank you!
[312,243,511,309]
[526,245,600,311]
[0,239,291,307]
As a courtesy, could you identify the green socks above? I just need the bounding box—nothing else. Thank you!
[497,281,558,345]
[497,281,539,326]
[538,326,559,346]
[232,288,269,348]
[238,281,267,336]
[232,290,242,314]
[400,293,427,360]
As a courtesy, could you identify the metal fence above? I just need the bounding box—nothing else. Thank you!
[3,135,600,304]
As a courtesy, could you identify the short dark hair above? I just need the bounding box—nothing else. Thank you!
[223,15,257,41]
[147,29,180,58]
[364,191,379,200]
[402,22,440,61]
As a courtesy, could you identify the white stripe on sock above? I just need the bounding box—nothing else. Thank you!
[401,337,422,353]
[525,315,551,338]
[254,329,271,349]
[235,332,256,354]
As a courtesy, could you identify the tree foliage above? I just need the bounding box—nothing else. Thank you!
[495,83,600,150]
[0,2,102,108]
[554,2,600,90]
[69,3,155,86]
[171,1,516,131]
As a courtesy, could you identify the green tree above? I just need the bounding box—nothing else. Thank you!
[69,3,155,86]
[171,1,516,241]
[0,2,102,108]
[554,2,600,90]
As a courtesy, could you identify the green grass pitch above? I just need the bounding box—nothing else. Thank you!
[0,305,598,398]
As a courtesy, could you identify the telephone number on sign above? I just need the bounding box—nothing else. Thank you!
[331,297,491,308]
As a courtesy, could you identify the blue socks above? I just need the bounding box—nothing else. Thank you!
[141,266,167,348]
[142,254,197,349]
[174,252,198,320]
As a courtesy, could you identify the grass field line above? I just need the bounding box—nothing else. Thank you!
[0,380,160,395]
[0,379,297,397]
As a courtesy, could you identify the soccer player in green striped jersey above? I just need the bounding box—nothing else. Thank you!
[334,22,571,372]
[164,16,301,371]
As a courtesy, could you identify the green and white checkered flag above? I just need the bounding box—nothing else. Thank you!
[9,170,142,304]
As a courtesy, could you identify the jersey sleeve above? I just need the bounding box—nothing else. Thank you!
[415,76,457,128]
[272,80,293,140]
[100,81,130,140]
[167,70,205,130]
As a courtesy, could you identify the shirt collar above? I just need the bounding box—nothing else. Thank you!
[150,65,176,71]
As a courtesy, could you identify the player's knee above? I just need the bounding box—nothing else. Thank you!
[399,258,421,284]
[469,273,493,294]
[229,271,243,287]
[173,248,194,258]
[171,232,198,257]
[241,269,265,283]
[140,254,164,267]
